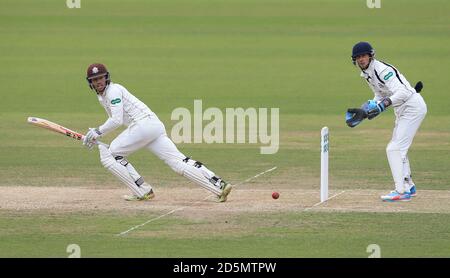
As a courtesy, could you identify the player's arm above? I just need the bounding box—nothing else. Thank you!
[381,68,415,107]
[83,89,124,148]
[365,68,416,119]
[98,89,124,135]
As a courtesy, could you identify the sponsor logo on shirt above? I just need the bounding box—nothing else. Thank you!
[383,72,393,81]
[111,98,121,105]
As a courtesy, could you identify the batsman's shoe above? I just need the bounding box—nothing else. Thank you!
[381,191,411,202]
[124,190,155,201]
[409,185,417,197]
[209,176,232,202]
[218,181,233,203]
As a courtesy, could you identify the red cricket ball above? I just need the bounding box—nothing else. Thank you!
[272,192,279,199]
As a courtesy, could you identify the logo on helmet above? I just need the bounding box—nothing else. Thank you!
[92,67,99,74]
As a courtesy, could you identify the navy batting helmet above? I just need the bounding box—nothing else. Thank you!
[351,42,375,65]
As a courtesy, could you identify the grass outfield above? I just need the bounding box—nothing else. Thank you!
[1,0,450,257]
[2,210,450,258]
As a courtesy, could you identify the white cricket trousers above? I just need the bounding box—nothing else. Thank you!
[109,116,188,175]
[387,93,427,193]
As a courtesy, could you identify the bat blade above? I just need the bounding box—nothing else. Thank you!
[27,117,85,141]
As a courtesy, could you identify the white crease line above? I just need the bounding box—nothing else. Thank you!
[233,166,277,187]
[304,190,347,212]
[117,166,277,236]
[118,196,212,236]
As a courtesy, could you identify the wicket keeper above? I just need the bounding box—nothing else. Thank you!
[346,42,427,202]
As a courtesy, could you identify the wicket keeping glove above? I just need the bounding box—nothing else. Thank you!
[361,99,377,112]
[367,98,392,120]
[346,108,368,128]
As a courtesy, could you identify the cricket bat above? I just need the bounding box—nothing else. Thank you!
[27,117,107,146]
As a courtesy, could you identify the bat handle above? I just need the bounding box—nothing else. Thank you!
[81,135,109,148]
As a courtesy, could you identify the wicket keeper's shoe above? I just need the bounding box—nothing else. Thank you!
[409,185,417,197]
[124,189,155,201]
[381,191,411,202]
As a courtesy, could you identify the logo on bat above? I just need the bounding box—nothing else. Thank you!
[65,130,82,140]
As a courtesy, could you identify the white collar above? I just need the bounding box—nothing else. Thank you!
[360,59,376,77]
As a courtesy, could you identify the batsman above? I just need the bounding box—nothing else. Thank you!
[82,63,232,202]
[346,42,427,202]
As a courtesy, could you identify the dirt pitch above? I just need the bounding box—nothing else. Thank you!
[2,186,450,218]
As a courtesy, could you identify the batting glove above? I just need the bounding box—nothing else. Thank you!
[83,128,102,149]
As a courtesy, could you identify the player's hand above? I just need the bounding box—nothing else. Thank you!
[367,98,392,120]
[346,108,367,128]
[361,100,378,120]
[83,140,96,150]
[83,128,102,149]
[361,100,378,112]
